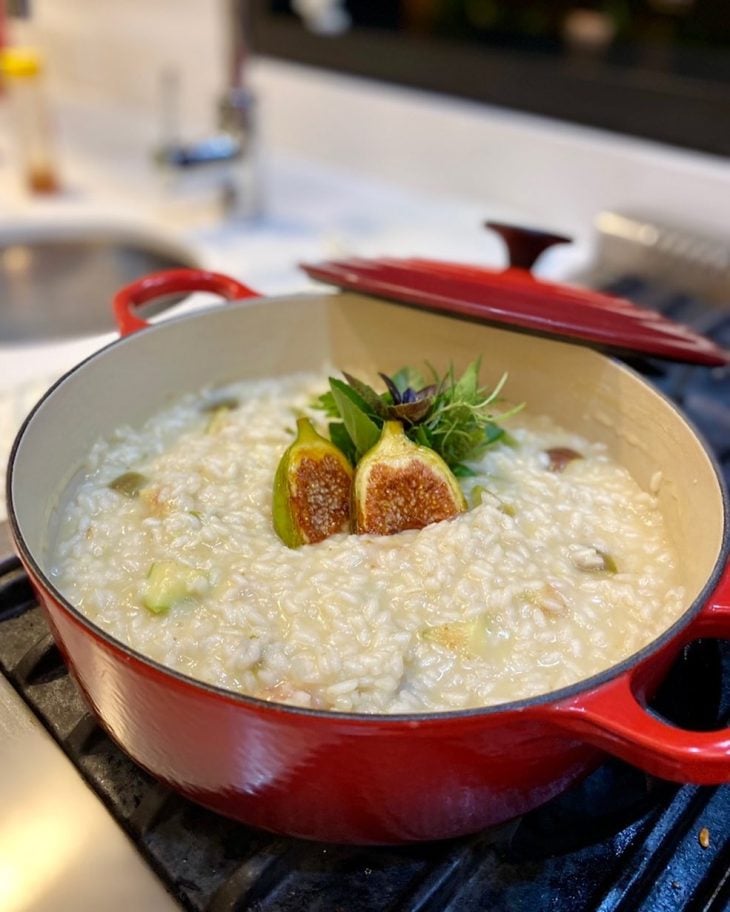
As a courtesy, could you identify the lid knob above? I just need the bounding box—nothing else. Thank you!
[486,221,571,272]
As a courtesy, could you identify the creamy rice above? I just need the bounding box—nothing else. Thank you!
[49,371,685,713]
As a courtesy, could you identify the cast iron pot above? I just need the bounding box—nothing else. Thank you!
[7,261,730,844]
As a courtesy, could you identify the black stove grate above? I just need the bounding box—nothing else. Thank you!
[1,276,729,912]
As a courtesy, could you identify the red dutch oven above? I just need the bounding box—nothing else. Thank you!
[6,230,730,844]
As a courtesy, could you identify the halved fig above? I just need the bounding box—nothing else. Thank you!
[354,421,466,535]
[273,417,353,547]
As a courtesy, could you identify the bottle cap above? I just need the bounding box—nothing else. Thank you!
[0,47,42,79]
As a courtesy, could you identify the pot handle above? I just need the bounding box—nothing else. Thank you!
[113,268,261,336]
[534,563,730,784]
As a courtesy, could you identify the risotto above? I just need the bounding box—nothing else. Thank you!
[49,371,685,713]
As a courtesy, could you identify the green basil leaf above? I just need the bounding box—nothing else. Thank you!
[329,378,382,458]
[328,422,357,465]
[342,372,390,419]
[451,463,477,478]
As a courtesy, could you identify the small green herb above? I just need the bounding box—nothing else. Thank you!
[312,389,339,418]
[312,360,522,469]
[421,359,521,466]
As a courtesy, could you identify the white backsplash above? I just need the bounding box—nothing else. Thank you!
[10,0,226,140]
[253,61,730,244]
[8,1,730,246]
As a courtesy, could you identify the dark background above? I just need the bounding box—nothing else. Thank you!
[251,0,730,158]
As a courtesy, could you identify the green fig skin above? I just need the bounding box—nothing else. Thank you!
[354,421,467,535]
[273,417,353,547]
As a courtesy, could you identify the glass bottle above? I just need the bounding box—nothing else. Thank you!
[0,46,60,194]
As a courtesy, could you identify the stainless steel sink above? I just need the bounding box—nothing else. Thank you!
[0,223,201,343]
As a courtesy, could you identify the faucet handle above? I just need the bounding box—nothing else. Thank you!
[219,86,255,139]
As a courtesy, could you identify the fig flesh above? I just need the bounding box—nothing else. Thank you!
[354,421,466,535]
[273,417,353,547]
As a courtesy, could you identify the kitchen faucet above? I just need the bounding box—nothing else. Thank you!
[155,0,259,220]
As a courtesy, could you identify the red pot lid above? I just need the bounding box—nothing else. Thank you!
[300,223,729,367]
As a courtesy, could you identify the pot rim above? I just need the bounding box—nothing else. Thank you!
[7,295,730,725]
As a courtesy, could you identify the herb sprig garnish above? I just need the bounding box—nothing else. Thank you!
[311,360,522,474]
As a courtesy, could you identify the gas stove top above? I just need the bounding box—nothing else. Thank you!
[1,275,728,912]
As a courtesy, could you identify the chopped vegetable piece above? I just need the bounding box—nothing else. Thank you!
[143,559,207,614]
[354,421,467,535]
[471,484,486,508]
[599,551,618,573]
[470,484,516,516]
[570,546,617,573]
[206,406,234,434]
[528,583,569,616]
[200,396,240,412]
[545,447,582,473]
[421,614,490,656]
[108,471,148,498]
[273,416,353,548]
[140,485,170,517]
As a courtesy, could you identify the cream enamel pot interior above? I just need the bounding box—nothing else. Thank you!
[7,270,730,844]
